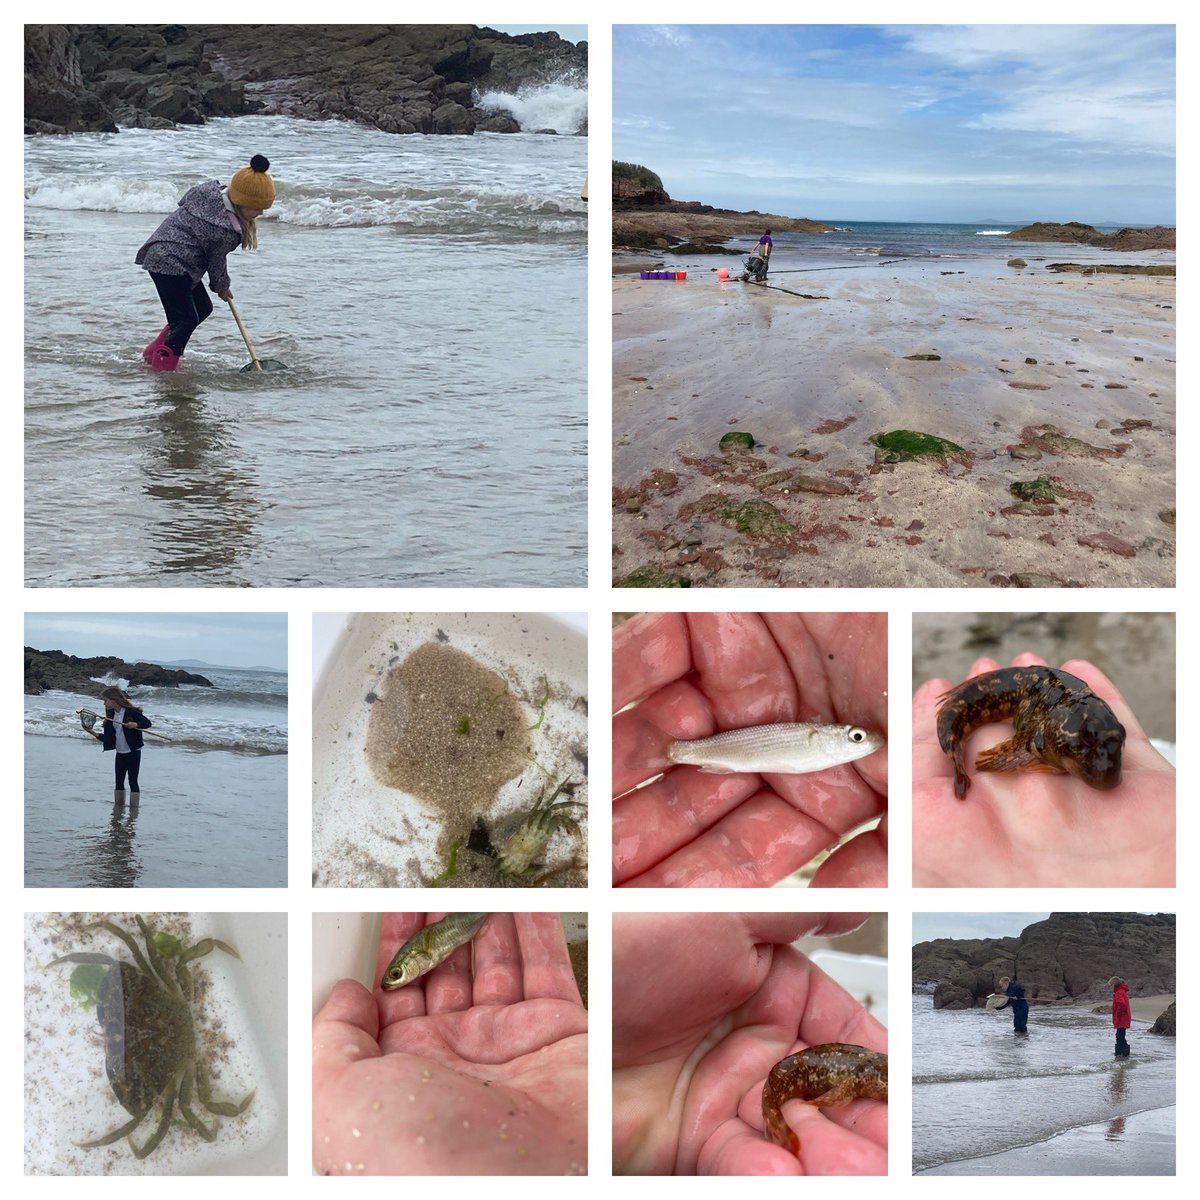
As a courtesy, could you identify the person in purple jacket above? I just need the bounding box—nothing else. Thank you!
[135,154,276,371]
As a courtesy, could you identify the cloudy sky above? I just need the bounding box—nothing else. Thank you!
[614,24,1175,224]
[912,913,1050,943]
[25,613,287,671]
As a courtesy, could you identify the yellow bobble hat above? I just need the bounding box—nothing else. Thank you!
[227,155,276,209]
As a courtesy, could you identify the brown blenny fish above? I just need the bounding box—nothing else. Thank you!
[762,1043,888,1155]
[936,665,1125,798]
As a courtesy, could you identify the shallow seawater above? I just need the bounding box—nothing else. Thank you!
[313,613,588,887]
[24,114,587,586]
[912,994,1175,1171]
[24,912,283,1175]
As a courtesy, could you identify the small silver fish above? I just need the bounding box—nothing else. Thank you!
[667,722,884,774]
[381,912,490,990]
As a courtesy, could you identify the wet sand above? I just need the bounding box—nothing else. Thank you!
[613,257,1175,587]
[917,1104,1174,1175]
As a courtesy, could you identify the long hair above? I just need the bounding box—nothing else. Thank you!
[100,685,135,709]
[239,214,258,251]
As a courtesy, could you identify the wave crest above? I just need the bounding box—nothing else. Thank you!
[474,81,587,134]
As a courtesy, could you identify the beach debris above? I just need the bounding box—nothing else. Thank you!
[719,432,755,453]
[1010,572,1065,588]
[1078,532,1137,558]
[615,567,691,587]
[1024,357,1038,364]
[1009,478,1061,503]
[751,469,794,490]
[870,430,968,465]
[1006,258,1027,268]
[680,494,796,539]
[791,474,852,496]
[1046,262,1175,276]
[904,353,941,361]
[1019,424,1123,459]
[814,416,856,435]
[1008,382,1051,390]
[1104,382,1128,389]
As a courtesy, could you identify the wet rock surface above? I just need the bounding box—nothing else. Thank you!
[25,24,586,135]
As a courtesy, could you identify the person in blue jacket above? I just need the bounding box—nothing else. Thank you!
[85,685,153,802]
[996,975,1029,1032]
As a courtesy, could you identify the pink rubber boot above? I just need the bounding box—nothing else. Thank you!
[141,325,171,365]
[146,345,181,372]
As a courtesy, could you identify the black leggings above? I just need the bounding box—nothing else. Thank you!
[150,271,214,354]
[1116,1027,1130,1055]
[115,751,141,792]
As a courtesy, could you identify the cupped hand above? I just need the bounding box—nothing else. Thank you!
[612,912,887,1175]
[312,913,587,1175]
[913,653,1175,886]
[612,613,888,887]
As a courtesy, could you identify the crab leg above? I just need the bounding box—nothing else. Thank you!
[129,1078,178,1160]
[196,1059,255,1117]
[178,1063,218,1141]
[135,915,185,999]
[76,1109,149,1149]
[89,920,159,988]
[46,952,118,969]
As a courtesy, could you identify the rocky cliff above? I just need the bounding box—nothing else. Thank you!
[914,912,1175,1009]
[25,25,586,136]
[1007,221,1174,252]
[25,647,214,695]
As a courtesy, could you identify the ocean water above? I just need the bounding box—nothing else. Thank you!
[25,665,287,754]
[912,995,1175,1172]
[24,667,288,887]
[24,106,587,587]
[734,220,1166,263]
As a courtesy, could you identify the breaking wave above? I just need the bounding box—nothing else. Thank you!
[474,80,587,134]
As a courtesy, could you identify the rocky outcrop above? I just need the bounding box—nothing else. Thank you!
[915,913,1175,1009]
[25,25,586,136]
[1008,221,1175,251]
[612,161,832,250]
[1150,1001,1175,1036]
[25,647,214,695]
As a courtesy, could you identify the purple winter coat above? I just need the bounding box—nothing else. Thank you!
[135,180,243,294]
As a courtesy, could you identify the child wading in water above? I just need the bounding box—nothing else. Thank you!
[85,686,153,803]
[135,154,276,371]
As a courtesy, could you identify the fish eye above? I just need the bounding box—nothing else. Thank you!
[849,728,866,743]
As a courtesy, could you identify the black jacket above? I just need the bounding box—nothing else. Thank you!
[92,706,152,752]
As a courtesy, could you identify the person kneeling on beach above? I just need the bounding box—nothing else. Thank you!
[744,229,773,283]
[996,975,1029,1033]
[1109,976,1132,1057]
[135,155,276,371]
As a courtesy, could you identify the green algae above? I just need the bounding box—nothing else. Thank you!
[719,432,755,453]
[616,567,692,587]
[871,430,965,463]
[1009,478,1060,503]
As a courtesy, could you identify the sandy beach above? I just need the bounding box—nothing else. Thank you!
[613,256,1175,587]
[917,1104,1174,1175]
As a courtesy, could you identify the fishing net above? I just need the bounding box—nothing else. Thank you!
[78,710,98,732]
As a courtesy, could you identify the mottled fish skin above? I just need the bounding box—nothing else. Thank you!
[936,665,1125,799]
[667,722,884,775]
[381,913,490,990]
[762,1043,888,1155]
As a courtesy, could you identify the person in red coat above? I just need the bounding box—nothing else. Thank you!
[1108,976,1132,1056]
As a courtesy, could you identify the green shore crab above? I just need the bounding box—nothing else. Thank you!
[48,916,254,1159]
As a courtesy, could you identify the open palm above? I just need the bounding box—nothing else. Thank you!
[313,913,587,1175]
[613,612,887,887]
[613,913,887,1175]
[913,653,1175,886]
